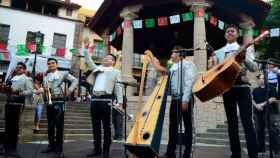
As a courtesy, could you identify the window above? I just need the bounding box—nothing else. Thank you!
[26,31,44,53]
[0,24,10,43]
[66,9,72,16]
[53,33,66,48]
[26,31,44,45]
[85,17,91,27]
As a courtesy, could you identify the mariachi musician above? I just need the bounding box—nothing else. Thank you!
[4,62,33,157]
[83,43,123,158]
[146,45,197,158]
[209,24,258,158]
[41,58,78,158]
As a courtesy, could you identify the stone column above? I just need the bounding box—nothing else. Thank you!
[120,5,142,95]
[184,0,211,72]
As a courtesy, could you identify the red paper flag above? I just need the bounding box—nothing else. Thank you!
[260,28,268,34]
[116,27,122,36]
[158,17,168,26]
[56,48,66,57]
[27,42,36,53]
[124,20,131,28]
[196,8,205,17]
[0,43,7,50]
[210,16,218,26]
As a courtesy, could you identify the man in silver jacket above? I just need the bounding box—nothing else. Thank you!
[83,48,123,158]
[146,46,197,158]
[5,62,33,157]
[41,58,78,158]
[210,24,258,158]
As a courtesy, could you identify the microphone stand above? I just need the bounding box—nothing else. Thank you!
[117,81,137,158]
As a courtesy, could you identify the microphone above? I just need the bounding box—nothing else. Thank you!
[117,81,139,87]
[205,40,215,56]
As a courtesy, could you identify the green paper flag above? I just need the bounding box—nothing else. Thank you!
[239,29,243,37]
[182,12,194,22]
[254,30,260,36]
[16,44,28,56]
[37,45,45,54]
[145,19,155,28]
[70,48,77,55]
[204,13,209,21]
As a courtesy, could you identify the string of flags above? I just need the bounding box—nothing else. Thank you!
[0,42,106,61]
[109,11,280,42]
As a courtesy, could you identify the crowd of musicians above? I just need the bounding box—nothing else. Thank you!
[1,24,280,158]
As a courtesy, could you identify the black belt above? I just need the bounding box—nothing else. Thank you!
[92,94,113,99]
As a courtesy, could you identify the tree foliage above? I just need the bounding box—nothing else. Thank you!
[256,0,280,62]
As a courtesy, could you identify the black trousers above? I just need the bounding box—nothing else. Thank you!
[223,87,258,158]
[4,104,23,151]
[254,107,266,152]
[90,99,112,153]
[46,102,65,152]
[166,98,193,158]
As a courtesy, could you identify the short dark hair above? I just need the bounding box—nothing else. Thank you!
[226,24,239,34]
[17,62,26,69]
[107,54,117,62]
[172,45,184,52]
[47,58,58,64]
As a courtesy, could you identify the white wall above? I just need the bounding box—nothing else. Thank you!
[58,8,79,20]
[0,7,77,55]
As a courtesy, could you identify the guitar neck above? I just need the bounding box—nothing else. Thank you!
[235,30,269,63]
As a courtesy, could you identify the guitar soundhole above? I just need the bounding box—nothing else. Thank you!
[142,112,147,117]
[143,132,150,140]
[157,96,161,99]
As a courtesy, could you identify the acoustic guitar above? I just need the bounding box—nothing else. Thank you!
[193,31,269,102]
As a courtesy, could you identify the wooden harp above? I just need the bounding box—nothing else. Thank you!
[125,50,169,157]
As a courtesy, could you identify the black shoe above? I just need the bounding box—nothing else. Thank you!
[41,146,55,153]
[230,153,241,158]
[7,149,21,158]
[160,152,175,158]
[102,151,109,158]
[86,150,102,157]
[57,152,66,158]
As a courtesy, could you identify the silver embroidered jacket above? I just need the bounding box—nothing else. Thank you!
[83,49,123,104]
[10,74,33,97]
[169,60,198,103]
[43,71,78,96]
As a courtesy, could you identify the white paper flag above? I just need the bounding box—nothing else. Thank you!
[169,15,180,24]
[270,28,280,37]
[218,20,225,30]
[133,20,143,29]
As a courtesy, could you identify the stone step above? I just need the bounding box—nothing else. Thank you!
[27,111,91,118]
[39,119,92,125]
[38,123,92,129]
[195,137,246,146]
[207,128,244,133]
[25,133,93,141]
[197,132,270,141]
[36,128,93,134]
[216,124,243,129]
[25,115,92,121]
